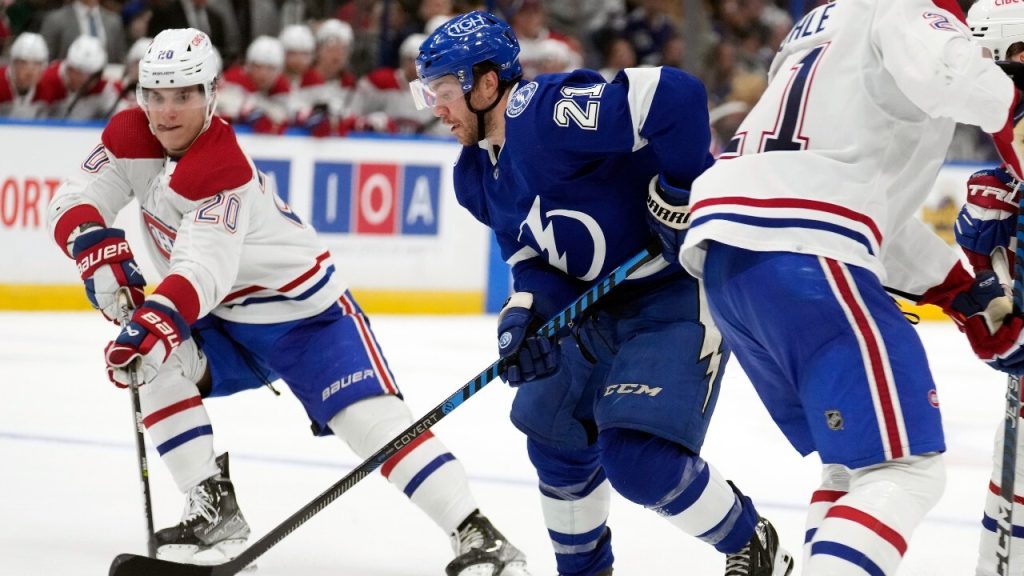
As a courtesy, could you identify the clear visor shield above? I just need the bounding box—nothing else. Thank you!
[408,75,467,110]
[136,85,211,113]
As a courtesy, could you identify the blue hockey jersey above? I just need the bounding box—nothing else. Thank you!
[453,67,715,316]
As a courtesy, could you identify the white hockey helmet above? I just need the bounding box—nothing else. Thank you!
[279,24,315,53]
[246,35,285,68]
[10,32,49,63]
[316,18,353,47]
[65,35,107,74]
[127,37,152,66]
[968,0,1024,60]
[136,29,220,126]
[400,33,427,60]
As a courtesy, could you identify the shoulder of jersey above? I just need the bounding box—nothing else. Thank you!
[35,63,67,102]
[171,117,254,201]
[364,67,400,90]
[102,108,164,159]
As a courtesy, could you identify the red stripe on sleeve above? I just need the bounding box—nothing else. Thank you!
[154,274,202,325]
[53,204,106,256]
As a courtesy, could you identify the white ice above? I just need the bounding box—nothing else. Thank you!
[0,313,1009,575]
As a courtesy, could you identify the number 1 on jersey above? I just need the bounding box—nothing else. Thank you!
[760,44,828,153]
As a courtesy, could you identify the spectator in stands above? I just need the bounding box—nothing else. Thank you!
[148,0,231,62]
[350,33,449,136]
[616,0,677,66]
[533,37,574,76]
[0,32,49,119]
[36,35,120,119]
[311,18,358,136]
[107,36,152,118]
[596,34,635,82]
[219,35,291,134]
[509,0,579,80]
[279,24,332,131]
[39,0,126,63]
[207,0,280,67]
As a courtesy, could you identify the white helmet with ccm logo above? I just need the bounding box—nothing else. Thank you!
[136,28,220,124]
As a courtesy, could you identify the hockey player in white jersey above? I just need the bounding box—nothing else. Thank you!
[956,2,1024,574]
[655,1,1024,574]
[47,28,529,576]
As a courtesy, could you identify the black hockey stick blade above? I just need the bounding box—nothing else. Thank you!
[108,242,660,576]
[110,553,218,576]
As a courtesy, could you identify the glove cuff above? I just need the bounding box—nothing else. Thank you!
[646,175,690,231]
[499,292,534,321]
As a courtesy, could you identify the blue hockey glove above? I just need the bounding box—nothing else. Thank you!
[644,174,691,265]
[105,300,190,387]
[72,227,147,324]
[497,292,559,386]
[955,167,1020,271]
[950,271,1024,376]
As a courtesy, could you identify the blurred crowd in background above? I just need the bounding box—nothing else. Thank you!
[0,0,995,161]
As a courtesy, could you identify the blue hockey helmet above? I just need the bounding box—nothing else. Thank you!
[410,11,521,109]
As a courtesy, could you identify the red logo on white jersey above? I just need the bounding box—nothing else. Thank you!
[142,209,177,260]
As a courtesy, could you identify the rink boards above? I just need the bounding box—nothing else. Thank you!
[0,119,978,317]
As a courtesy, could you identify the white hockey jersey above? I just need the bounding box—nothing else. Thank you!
[680,0,1017,297]
[48,108,345,325]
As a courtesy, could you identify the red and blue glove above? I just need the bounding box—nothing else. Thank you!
[497,292,559,387]
[104,300,190,387]
[644,174,691,265]
[71,227,146,323]
[950,270,1024,376]
[955,166,1020,272]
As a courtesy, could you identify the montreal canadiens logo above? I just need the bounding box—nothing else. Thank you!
[928,389,939,408]
[507,82,538,118]
[446,13,488,37]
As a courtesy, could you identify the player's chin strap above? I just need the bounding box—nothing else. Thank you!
[465,78,518,143]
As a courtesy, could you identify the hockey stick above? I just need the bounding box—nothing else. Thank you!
[993,227,1024,575]
[108,242,661,576]
[116,288,158,558]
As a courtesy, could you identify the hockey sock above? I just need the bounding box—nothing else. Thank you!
[527,438,614,576]
[977,421,1024,576]
[328,395,476,535]
[805,453,945,576]
[804,464,851,567]
[138,339,218,492]
[598,427,756,553]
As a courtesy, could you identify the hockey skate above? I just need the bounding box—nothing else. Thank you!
[724,517,794,576]
[446,510,531,576]
[155,453,252,568]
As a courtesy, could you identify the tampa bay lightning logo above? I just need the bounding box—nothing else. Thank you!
[499,331,513,349]
[507,82,538,118]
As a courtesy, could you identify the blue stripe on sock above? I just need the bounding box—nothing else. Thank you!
[806,528,817,543]
[155,425,213,455]
[981,513,1024,538]
[403,453,455,497]
[811,541,885,576]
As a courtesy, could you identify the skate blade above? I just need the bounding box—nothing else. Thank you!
[156,538,253,568]
[452,562,500,576]
[773,548,794,576]
[499,560,532,576]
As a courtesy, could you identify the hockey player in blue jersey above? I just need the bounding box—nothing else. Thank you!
[411,11,794,576]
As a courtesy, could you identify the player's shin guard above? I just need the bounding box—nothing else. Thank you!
[805,453,945,576]
[804,464,851,567]
[528,439,614,576]
[138,339,218,491]
[598,428,756,553]
[329,395,476,533]
[977,421,1024,576]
